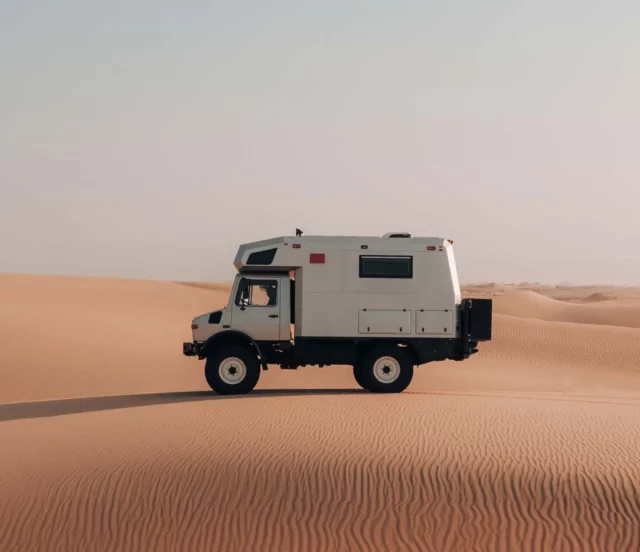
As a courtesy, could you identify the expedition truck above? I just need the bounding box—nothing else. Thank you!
[183,232,492,394]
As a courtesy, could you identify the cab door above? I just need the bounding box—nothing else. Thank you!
[230,276,288,341]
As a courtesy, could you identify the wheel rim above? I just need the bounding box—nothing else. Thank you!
[219,357,247,385]
[373,356,401,384]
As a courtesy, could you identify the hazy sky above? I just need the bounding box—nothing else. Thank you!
[2,0,639,284]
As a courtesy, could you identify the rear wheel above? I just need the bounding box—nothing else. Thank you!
[354,345,414,393]
[205,345,260,395]
[353,363,367,389]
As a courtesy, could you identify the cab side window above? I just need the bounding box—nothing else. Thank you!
[235,279,278,307]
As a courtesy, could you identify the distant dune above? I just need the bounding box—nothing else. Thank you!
[175,281,233,294]
[1,274,639,551]
[491,290,640,329]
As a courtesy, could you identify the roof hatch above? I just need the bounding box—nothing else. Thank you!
[382,232,411,238]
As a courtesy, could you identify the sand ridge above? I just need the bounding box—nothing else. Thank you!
[491,290,640,329]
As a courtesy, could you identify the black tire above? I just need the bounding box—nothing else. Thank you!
[205,345,260,395]
[355,345,414,393]
[353,363,367,389]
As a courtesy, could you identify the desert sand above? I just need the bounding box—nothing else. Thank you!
[1,274,640,551]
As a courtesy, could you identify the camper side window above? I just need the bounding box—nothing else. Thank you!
[359,255,413,279]
[235,279,279,307]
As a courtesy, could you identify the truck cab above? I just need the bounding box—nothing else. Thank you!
[183,233,492,395]
[189,274,292,345]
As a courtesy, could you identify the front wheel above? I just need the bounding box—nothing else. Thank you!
[354,345,414,393]
[205,345,260,395]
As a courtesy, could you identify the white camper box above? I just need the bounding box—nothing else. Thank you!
[184,232,492,395]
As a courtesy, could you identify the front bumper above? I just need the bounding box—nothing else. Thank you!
[183,342,203,357]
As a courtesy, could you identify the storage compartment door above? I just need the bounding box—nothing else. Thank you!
[358,309,411,334]
[415,310,453,335]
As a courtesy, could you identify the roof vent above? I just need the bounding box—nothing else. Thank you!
[382,232,411,238]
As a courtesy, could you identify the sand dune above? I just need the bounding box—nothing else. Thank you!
[491,290,640,329]
[175,281,233,294]
[421,314,640,397]
[1,274,640,551]
[0,273,228,403]
[582,292,620,302]
[463,282,640,303]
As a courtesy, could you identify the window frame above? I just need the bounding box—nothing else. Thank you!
[234,278,280,307]
[358,255,414,279]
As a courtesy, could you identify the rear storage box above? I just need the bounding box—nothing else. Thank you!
[465,298,492,341]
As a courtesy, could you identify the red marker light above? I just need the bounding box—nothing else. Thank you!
[191,324,198,330]
[310,253,325,264]
[293,244,301,249]
[427,246,436,251]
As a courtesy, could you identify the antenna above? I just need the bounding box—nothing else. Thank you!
[295,228,303,237]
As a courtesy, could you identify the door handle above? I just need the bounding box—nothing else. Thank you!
[268,314,279,318]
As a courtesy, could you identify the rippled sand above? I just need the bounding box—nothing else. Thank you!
[1,274,639,551]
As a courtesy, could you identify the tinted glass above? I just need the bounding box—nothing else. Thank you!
[359,256,413,278]
[246,248,277,265]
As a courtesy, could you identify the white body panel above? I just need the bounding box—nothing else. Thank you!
[230,297,281,341]
[416,310,453,335]
[225,234,462,340]
[191,311,225,342]
[358,309,412,334]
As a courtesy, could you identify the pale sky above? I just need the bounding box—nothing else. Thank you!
[1,0,639,284]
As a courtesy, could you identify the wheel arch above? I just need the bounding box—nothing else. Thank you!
[201,330,263,362]
[356,340,421,366]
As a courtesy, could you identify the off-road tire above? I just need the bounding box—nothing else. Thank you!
[354,345,414,393]
[205,345,260,395]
